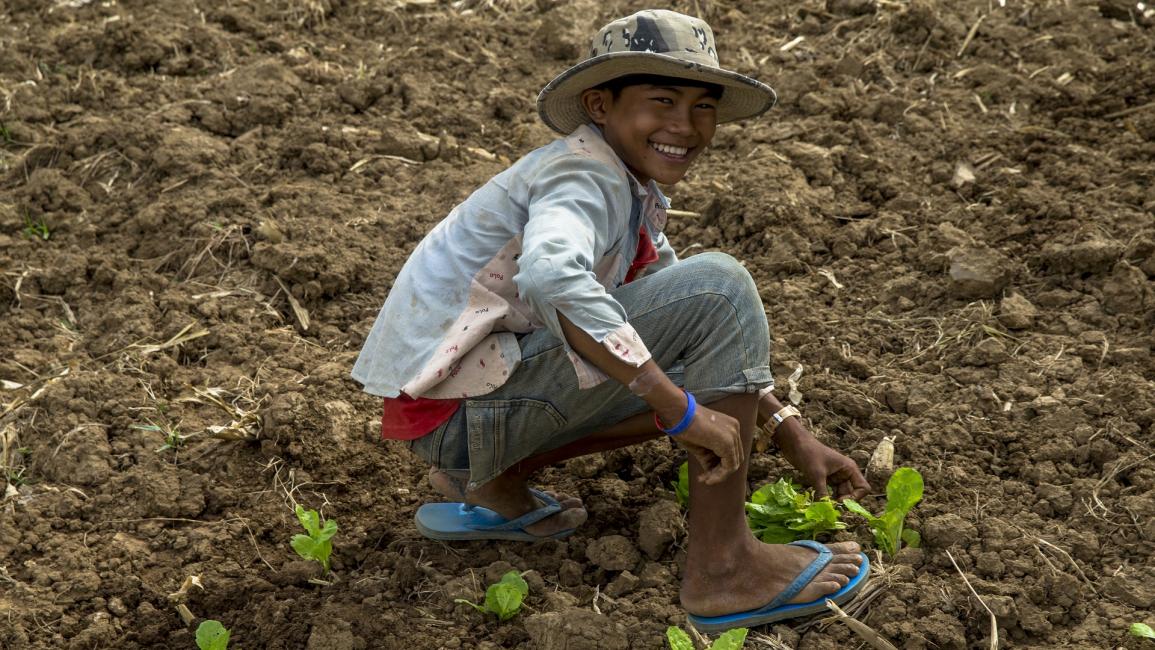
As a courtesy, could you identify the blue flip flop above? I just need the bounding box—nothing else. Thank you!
[687,540,871,633]
[414,488,576,542]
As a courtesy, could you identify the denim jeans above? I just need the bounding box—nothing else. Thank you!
[408,252,774,489]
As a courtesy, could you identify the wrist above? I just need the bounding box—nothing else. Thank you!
[651,388,688,427]
[638,372,687,425]
[654,390,696,435]
[756,388,782,425]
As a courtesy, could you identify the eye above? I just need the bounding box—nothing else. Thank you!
[651,96,674,105]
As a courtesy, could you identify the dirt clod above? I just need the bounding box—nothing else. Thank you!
[586,535,641,572]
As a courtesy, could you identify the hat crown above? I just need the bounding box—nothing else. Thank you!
[587,10,720,68]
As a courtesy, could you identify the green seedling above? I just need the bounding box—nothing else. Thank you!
[290,504,338,573]
[4,466,28,487]
[0,121,12,144]
[195,620,230,650]
[1131,623,1155,639]
[844,467,924,556]
[455,571,528,621]
[672,461,690,509]
[667,625,748,649]
[745,479,846,543]
[131,420,191,453]
[21,212,50,241]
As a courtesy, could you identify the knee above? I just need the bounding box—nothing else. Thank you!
[682,252,758,302]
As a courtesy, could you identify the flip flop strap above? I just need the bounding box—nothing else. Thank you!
[467,491,563,532]
[459,487,552,514]
[763,540,834,611]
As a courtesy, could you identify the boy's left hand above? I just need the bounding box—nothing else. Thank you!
[774,420,869,500]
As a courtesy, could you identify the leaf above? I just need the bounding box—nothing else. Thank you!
[711,627,749,650]
[295,505,321,537]
[316,518,339,543]
[793,499,846,534]
[665,626,694,650]
[878,510,905,556]
[745,501,799,521]
[290,534,319,562]
[1131,622,1155,639]
[901,528,921,549]
[485,582,525,621]
[314,539,332,572]
[884,468,924,514]
[842,499,881,524]
[195,620,230,650]
[498,571,529,597]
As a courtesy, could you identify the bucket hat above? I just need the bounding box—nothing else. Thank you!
[537,9,777,134]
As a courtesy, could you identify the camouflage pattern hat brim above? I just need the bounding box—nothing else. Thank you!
[537,9,777,135]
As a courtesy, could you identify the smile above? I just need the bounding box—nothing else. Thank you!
[650,141,690,158]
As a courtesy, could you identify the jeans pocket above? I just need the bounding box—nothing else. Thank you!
[463,398,567,488]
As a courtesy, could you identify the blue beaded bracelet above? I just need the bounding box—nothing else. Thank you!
[654,390,696,436]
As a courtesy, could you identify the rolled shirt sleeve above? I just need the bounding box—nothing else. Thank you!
[513,154,652,388]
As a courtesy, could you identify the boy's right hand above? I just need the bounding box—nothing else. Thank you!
[673,405,742,485]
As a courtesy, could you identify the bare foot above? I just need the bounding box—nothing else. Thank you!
[681,539,863,616]
[427,469,587,538]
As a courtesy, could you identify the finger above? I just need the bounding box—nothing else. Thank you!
[848,466,870,499]
[701,464,726,485]
[813,479,829,498]
[722,434,741,479]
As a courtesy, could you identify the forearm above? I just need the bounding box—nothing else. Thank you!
[557,312,687,425]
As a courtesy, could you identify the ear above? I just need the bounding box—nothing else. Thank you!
[580,88,612,126]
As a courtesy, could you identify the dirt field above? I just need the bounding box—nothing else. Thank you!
[1,0,1153,648]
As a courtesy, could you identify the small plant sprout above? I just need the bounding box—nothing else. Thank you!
[21,211,50,241]
[672,461,689,509]
[195,620,230,650]
[745,479,846,543]
[1131,622,1155,639]
[844,467,924,557]
[455,571,529,621]
[666,625,748,649]
[132,419,193,453]
[290,504,338,574]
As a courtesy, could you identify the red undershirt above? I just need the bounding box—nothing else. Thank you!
[380,227,659,441]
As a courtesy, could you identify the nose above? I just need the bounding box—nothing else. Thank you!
[665,104,694,136]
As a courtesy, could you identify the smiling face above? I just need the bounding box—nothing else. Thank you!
[581,81,719,186]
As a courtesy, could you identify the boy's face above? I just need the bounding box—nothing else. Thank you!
[583,83,718,186]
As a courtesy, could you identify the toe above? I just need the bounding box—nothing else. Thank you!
[525,505,587,537]
[797,578,844,602]
[825,541,861,554]
[827,562,862,577]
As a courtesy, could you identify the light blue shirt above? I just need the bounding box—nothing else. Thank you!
[352,125,678,398]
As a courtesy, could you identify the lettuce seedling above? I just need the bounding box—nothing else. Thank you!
[666,625,748,649]
[456,571,529,621]
[1131,622,1155,639]
[290,504,338,573]
[745,479,846,543]
[672,461,690,509]
[195,620,230,650]
[844,467,923,556]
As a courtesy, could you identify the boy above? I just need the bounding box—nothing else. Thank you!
[353,9,870,631]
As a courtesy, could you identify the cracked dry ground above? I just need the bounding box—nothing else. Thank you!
[1,0,1152,648]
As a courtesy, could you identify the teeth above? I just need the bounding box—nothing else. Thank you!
[651,142,689,156]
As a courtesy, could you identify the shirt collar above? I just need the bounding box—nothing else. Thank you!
[584,123,656,201]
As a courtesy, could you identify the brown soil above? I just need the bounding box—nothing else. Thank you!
[1,0,1153,648]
